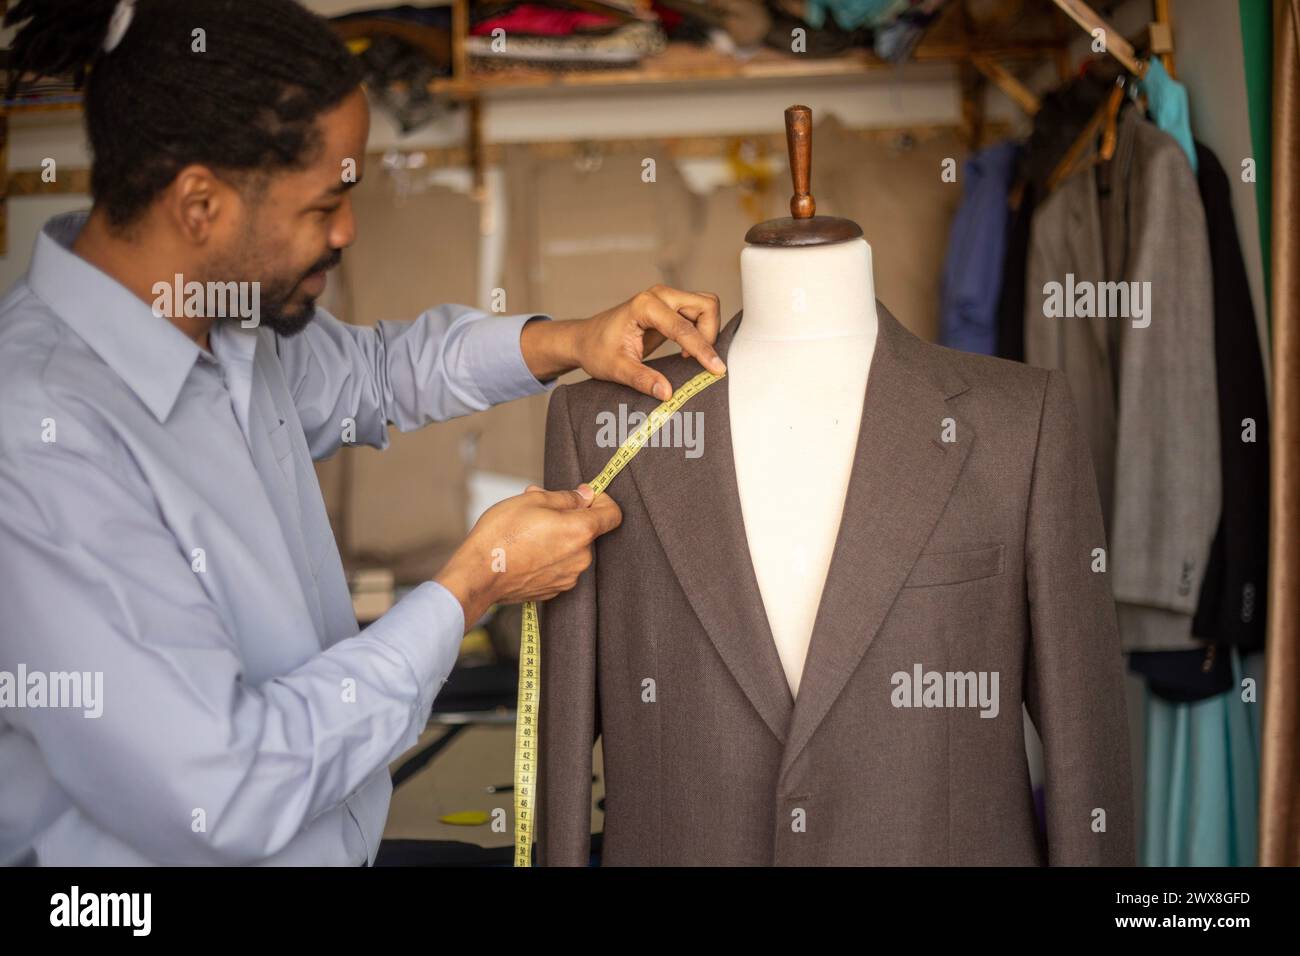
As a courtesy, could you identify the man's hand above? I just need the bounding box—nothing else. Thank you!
[520,285,726,399]
[434,484,622,629]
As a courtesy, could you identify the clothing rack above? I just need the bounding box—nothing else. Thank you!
[1037,0,1178,190]
[1049,0,1176,79]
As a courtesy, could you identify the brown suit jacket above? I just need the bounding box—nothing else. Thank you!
[538,304,1134,865]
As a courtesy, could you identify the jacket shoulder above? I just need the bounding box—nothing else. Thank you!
[918,338,1055,433]
[552,347,714,419]
[935,342,1047,394]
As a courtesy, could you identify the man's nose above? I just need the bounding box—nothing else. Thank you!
[331,195,356,250]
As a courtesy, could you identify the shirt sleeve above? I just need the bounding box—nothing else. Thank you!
[0,442,467,865]
[276,304,558,459]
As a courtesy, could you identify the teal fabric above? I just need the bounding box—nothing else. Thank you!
[1135,57,1198,173]
[1141,649,1260,866]
[804,0,905,31]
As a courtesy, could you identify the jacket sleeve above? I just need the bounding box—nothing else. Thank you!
[536,385,601,866]
[1110,142,1221,649]
[1024,369,1136,865]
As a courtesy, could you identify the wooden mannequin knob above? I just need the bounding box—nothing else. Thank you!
[786,105,815,219]
[743,103,862,246]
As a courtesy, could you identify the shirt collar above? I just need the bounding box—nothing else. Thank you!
[28,210,203,423]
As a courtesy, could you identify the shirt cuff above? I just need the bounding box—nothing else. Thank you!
[371,580,466,726]
[459,312,559,405]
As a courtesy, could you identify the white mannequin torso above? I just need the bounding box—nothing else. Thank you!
[727,237,878,697]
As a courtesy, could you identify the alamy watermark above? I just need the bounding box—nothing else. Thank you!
[1042,273,1151,328]
[50,886,150,936]
[0,665,103,718]
[595,405,705,459]
[891,664,999,718]
[151,273,261,328]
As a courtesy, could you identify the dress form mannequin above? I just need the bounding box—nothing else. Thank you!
[728,106,878,697]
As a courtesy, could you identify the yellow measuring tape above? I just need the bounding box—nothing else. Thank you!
[513,368,724,867]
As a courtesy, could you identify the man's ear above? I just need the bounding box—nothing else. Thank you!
[164,164,233,245]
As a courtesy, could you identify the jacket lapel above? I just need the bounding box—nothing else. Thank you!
[629,315,795,743]
[778,303,973,779]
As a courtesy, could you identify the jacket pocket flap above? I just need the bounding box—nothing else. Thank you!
[904,544,1004,588]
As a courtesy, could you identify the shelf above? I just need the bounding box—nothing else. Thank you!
[432,39,1063,98]
[0,42,1059,110]
[0,99,83,117]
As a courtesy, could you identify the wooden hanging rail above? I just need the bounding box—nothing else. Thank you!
[1050,0,1177,79]
[970,55,1040,115]
[1050,0,1145,76]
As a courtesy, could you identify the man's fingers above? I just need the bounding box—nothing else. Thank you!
[553,493,622,542]
[583,494,623,536]
[638,291,725,375]
[646,286,724,365]
[613,358,673,401]
[525,486,593,510]
[649,286,723,345]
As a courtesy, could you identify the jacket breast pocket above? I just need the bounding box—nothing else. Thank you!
[904,544,1004,588]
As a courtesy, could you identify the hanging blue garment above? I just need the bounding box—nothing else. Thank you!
[1141,648,1260,866]
[939,140,1020,354]
[1134,57,1198,172]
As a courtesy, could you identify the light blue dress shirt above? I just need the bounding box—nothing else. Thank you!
[0,211,554,865]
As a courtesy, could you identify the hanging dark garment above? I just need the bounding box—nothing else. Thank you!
[1188,142,1271,652]
[995,76,1108,361]
[996,186,1033,363]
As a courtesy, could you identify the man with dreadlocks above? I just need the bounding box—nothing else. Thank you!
[0,0,725,866]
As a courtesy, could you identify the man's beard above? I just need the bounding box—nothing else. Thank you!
[255,248,343,337]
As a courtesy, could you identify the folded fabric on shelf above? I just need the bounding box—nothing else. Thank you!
[657,0,771,47]
[802,0,906,31]
[763,1,870,56]
[873,0,950,62]
[471,3,619,37]
[467,19,668,64]
[352,33,449,131]
[331,3,453,31]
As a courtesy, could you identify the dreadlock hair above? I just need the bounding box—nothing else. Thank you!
[5,0,364,229]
